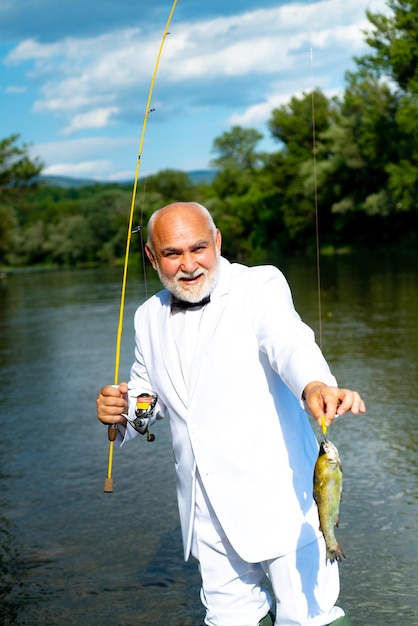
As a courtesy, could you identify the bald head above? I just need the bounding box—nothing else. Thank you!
[147,202,217,253]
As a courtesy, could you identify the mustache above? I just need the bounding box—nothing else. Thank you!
[177,270,206,280]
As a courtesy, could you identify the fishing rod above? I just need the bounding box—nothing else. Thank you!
[104,0,179,493]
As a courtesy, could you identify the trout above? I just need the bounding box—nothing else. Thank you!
[313,438,346,563]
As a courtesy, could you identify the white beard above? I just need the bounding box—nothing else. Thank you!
[156,258,220,303]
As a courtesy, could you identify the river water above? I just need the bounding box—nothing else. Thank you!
[0,252,417,625]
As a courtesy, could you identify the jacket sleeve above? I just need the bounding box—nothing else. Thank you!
[251,266,337,401]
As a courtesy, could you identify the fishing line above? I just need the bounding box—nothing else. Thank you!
[308,15,323,353]
[139,180,149,301]
[104,0,179,493]
[310,64,323,353]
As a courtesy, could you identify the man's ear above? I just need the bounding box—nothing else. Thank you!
[145,243,157,270]
[215,228,222,253]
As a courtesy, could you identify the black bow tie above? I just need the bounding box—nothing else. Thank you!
[171,295,211,310]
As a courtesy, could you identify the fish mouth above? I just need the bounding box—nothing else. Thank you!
[319,439,329,454]
[319,439,339,460]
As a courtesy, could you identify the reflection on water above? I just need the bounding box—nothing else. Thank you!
[0,514,30,624]
[0,254,417,625]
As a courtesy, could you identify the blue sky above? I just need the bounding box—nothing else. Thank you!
[0,0,389,181]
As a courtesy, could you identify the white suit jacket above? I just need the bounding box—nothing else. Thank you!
[119,258,337,562]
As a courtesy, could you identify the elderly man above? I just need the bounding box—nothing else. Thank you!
[97,202,365,626]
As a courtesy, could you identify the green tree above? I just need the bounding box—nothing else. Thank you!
[315,74,399,231]
[359,0,418,90]
[0,134,43,264]
[0,134,43,199]
[208,126,273,261]
[0,205,19,264]
[16,220,47,266]
[356,0,418,218]
[79,187,133,263]
[211,126,263,198]
[43,215,92,265]
[144,169,194,203]
[267,90,338,246]
[269,90,334,158]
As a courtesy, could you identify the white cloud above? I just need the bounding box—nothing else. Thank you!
[108,169,136,182]
[5,27,158,133]
[5,85,27,93]
[5,38,61,63]
[5,0,388,132]
[230,86,343,127]
[33,93,106,113]
[43,160,114,179]
[162,0,387,81]
[229,91,303,126]
[33,135,147,180]
[5,0,390,178]
[61,107,119,134]
[43,160,138,181]
[31,136,137,163]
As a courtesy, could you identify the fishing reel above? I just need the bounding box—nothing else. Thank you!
[126,393,158,442]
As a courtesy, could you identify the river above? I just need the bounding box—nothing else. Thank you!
[0,252,417,625]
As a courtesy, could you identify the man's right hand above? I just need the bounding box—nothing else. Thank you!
[96,382,129,426]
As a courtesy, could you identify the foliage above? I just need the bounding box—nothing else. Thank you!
[0,135,43,264]
[355,0,418,217]
[315,73,400,244]
[266,90,341,247]
[143,168,195,204]
[0,205,19,265]
[0,134,43,196]
[210,126,264,199]
[358,0,418,90]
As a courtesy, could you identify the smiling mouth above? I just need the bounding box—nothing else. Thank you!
[179,272,203,284]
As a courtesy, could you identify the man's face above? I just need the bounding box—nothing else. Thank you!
[146,205,222,303]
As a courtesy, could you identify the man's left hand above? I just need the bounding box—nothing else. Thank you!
[303,382,366,430]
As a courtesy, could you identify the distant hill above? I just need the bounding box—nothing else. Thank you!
[40,169,217,189]
[39,175,102,188]
[187,170,217,184]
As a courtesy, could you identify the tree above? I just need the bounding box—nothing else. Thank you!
[0,134,43,264]
[208,125,281,261]
[267,90,339,246]
[355,0,418,216]
[43,215,92,265]
[0,205,19,264]
[211,126,263,198]
[308,1,417,246]
[268,89,336,158]
[79,187,132,263]
[317,74,399,218]
[144,169,194,203]
[359,0,418,91]
[0,134,43,201]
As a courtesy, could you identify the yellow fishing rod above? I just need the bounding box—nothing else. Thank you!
[104,0,178,493]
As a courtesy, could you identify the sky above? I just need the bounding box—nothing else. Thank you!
[0,0,390,182]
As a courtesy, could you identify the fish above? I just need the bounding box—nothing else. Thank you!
[313,438,346,563]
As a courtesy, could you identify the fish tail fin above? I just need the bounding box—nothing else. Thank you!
[326,544,346,563]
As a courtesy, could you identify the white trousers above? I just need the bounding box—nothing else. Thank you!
[191,474,344,626]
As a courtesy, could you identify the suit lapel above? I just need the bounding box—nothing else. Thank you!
[158,291,188,408]
[156,258,232,410]
[188,258,231,403]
